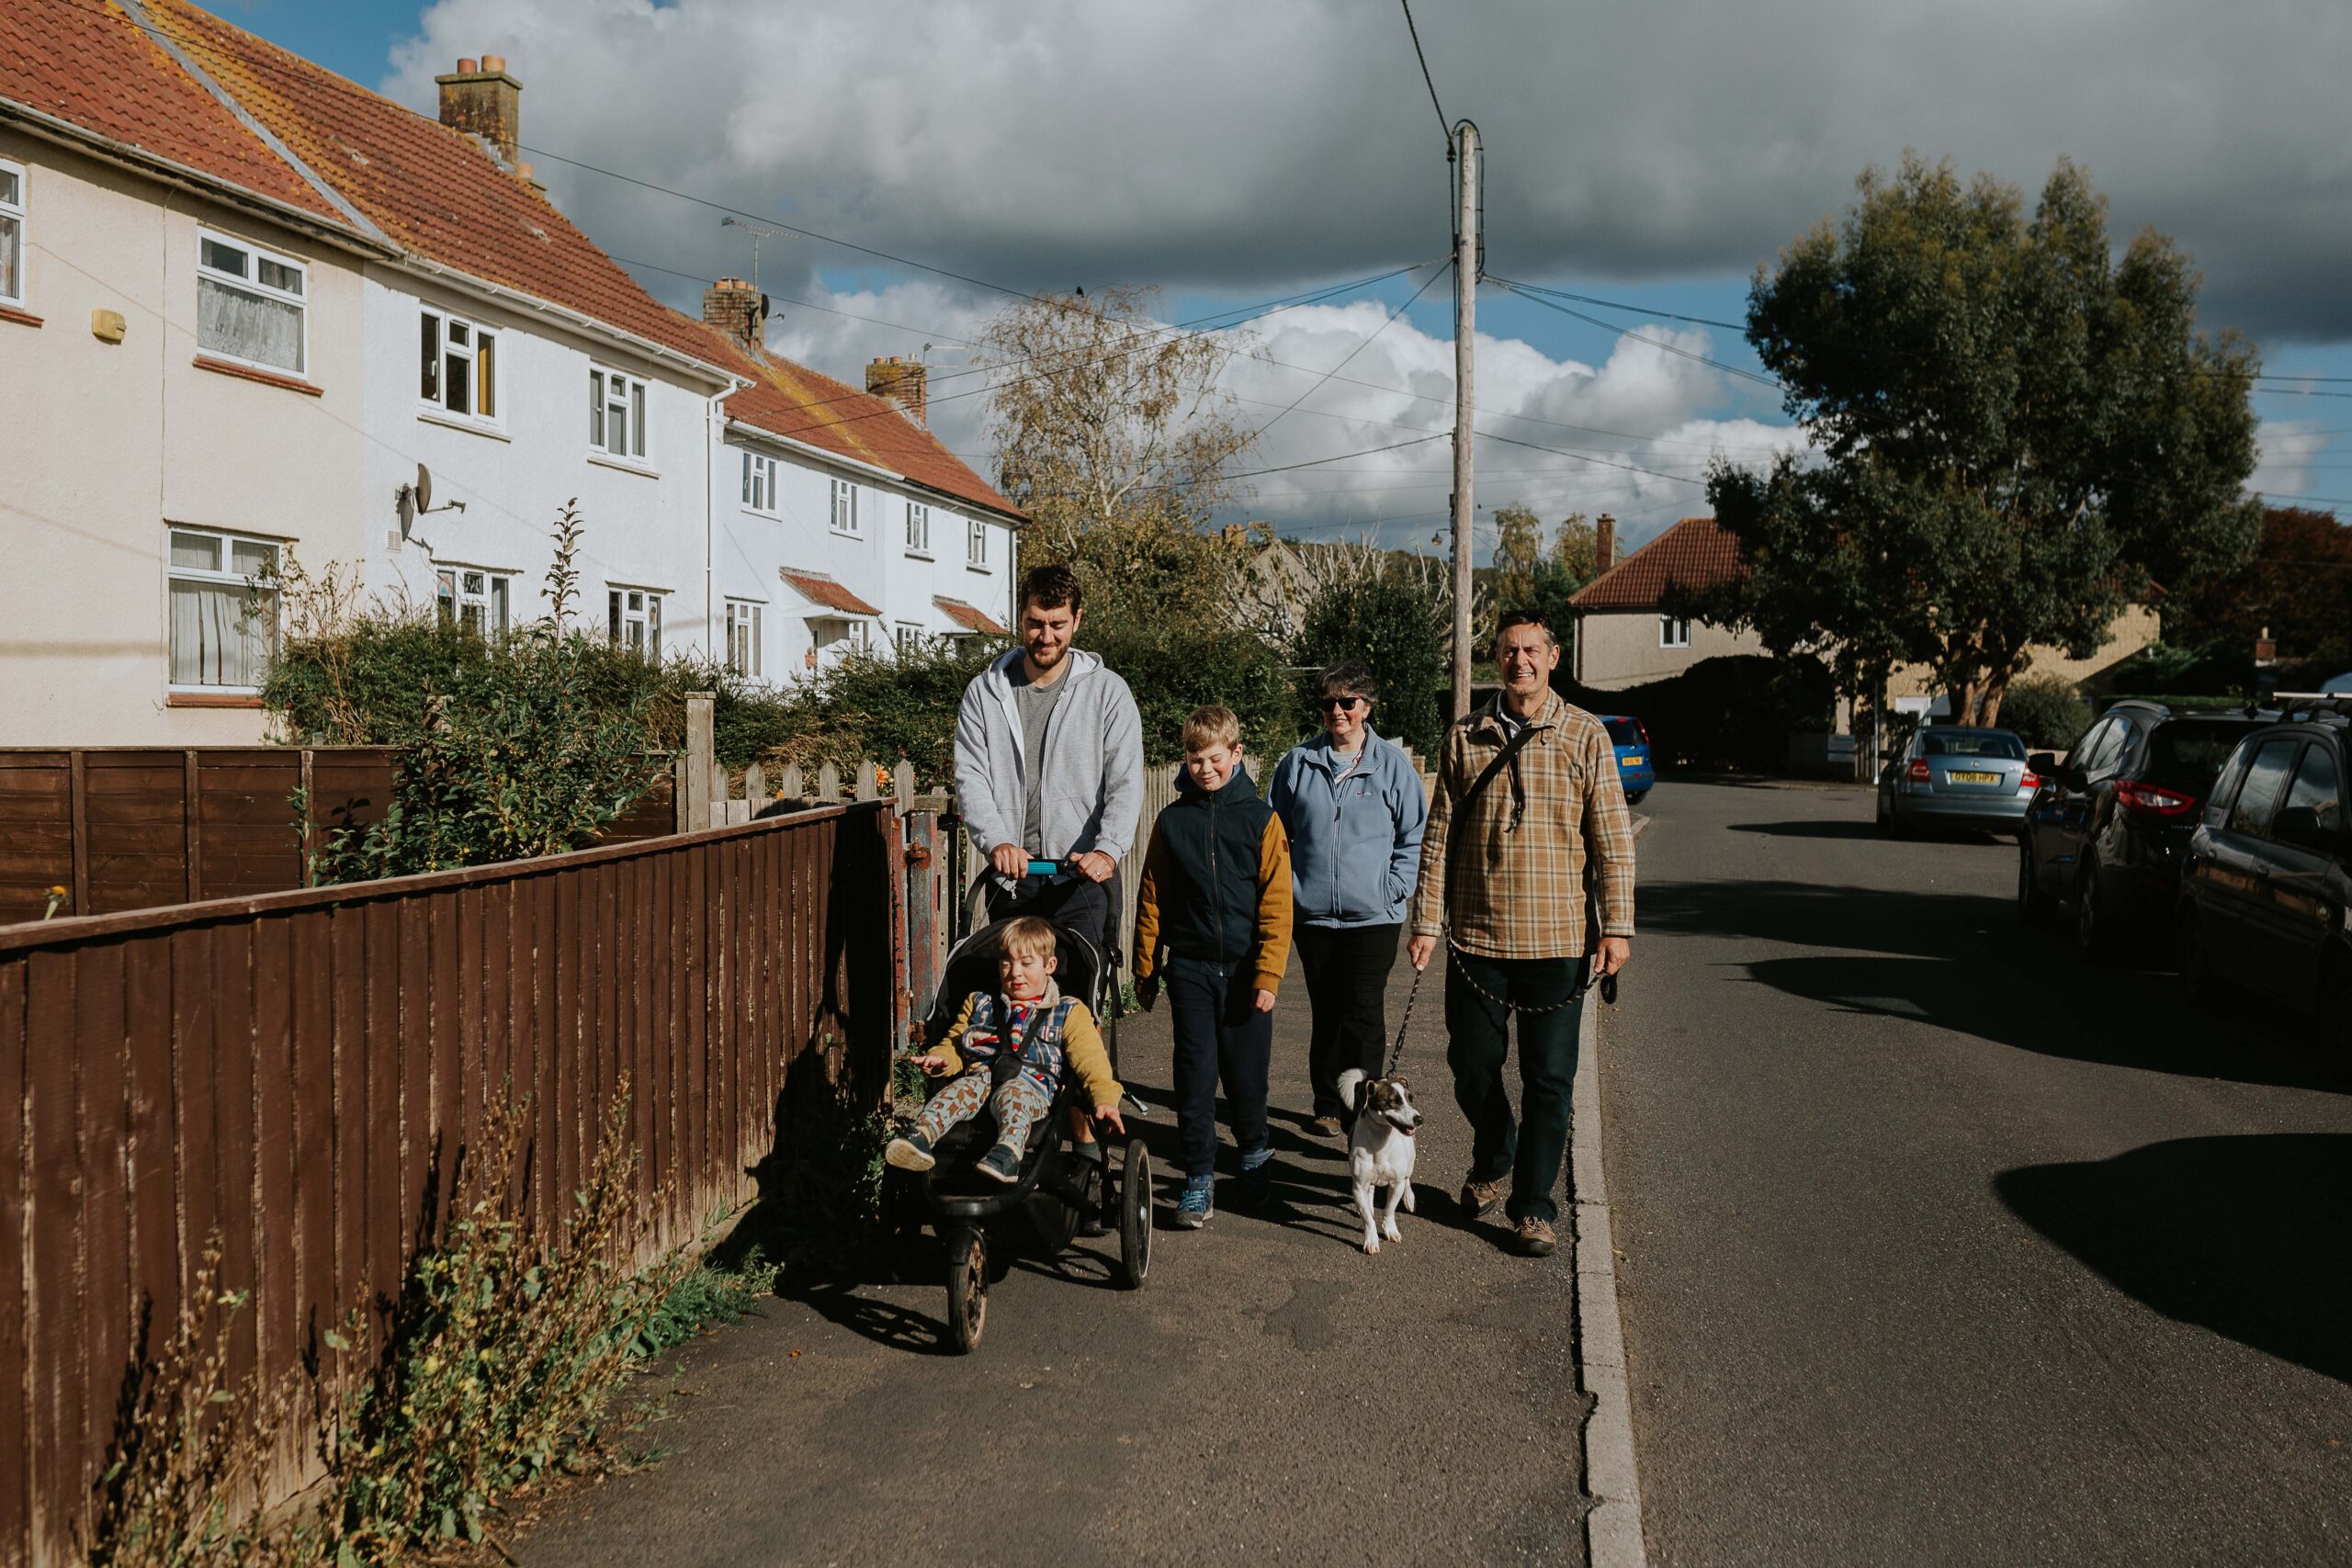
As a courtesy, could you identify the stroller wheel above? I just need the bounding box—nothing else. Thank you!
[1117,1139,1152,1290]
[946,1226,988,1353]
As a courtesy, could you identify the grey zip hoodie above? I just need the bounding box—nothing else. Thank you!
[953,648,1146,863]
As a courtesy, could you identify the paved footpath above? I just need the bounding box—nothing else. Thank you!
[1603,779,2352,1565]
[515,949,1592,1567]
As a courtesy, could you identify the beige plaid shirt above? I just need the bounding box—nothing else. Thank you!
[1409,691,1637,960]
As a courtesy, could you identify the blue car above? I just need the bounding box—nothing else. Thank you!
[1600,715,1653,804]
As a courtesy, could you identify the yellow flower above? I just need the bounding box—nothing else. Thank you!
[47,885,66,897]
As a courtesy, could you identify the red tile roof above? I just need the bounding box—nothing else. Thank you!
[0,0,345,224]
[780,570,882,618]
[724,359,1022,524]
[933,596,1006,636]
[1569,516,1746,612]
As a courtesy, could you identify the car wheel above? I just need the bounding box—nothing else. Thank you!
[1625,789,1649,806]
[2074,859,2113,964]
[2178,908,2222,1006]
[2017,839,2052,924]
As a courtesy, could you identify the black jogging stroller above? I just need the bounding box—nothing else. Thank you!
[908,863,1153,1353]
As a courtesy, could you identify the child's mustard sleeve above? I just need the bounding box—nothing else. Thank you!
[1059,1003,1123,1111]
[929,992,982,1077]
[1250,812,1294,996]
[1132,822,1170,982]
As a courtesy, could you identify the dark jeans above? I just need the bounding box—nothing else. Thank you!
[1445,950,1585,1225]
[985,873,1110,959]
[1295,922,1402,1117]
[1165,957,1272,1179]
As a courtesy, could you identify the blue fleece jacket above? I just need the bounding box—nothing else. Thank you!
[1268,728,1429,929]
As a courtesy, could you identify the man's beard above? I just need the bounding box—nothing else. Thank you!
[1027,639,1068,670]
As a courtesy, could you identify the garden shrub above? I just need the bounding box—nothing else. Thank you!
[1292,564,1449,758]
[1998,673,2094,750]
[1080,618,1298,764]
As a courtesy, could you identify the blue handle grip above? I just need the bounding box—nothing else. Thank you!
[1025,858,1062,877]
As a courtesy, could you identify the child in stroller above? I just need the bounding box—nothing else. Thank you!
[886,916,1125,1179]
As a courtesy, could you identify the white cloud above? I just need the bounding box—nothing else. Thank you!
[2249,420,2335,504]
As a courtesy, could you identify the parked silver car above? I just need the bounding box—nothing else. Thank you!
[1876,726,2039,835]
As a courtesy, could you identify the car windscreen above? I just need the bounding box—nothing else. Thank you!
[1922,731,2024,760]
[2146,721,2261,793]
[1603,718,1642,747]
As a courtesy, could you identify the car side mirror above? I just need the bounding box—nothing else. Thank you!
[2272,806,2330,851]
[2029,752,2058,776]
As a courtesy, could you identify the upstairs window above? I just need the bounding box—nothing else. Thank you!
[967,519,990,568]
[726,600,763,677]
[167,527,278,690]
[0,162,23,306]
[420,310,498,420]
[742,451,777,513]
[197,231,305,374]
[435,567,510,637]
[607,587,662,661]
[590,367,648,460]
[830,478,860,536]
[906,502,932,556]
[1658,616,1691,649]
[896,622,926,657]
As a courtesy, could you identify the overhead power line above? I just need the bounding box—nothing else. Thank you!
[1222,433,1451,480]
[1252,259,1452,438]
[1397,0,1452,147]
[1489,276,1786,391]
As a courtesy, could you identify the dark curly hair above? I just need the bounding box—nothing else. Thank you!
[1019,563,1083,615]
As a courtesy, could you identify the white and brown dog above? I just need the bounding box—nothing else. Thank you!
[1336,1067,1423,1254]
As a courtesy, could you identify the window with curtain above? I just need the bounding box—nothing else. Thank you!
[197,231,305,374]
[0,162,23,306]
[906,502,931,555]
[590,366,648,460]
[830,478,860,536]
[167,527,279,689]
[967,519,989,567]
[419,309,498,420]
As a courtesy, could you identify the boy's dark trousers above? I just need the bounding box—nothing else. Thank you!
[1164,956,1272,1179]
[1444,950,1584,1225]
[1295,923,1401,1119]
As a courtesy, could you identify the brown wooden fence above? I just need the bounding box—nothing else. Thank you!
[0,802,903,1566]
[0,749,680,928]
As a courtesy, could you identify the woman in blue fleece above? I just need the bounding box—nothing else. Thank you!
[1268,661,1430,1135]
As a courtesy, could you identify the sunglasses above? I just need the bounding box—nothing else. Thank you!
[1317,696,1367,712]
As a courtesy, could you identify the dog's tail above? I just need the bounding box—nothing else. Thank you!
[1336,1068,1365,1112]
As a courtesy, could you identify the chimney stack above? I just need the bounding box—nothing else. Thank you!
[435,55,523,166]
[1595,513,1617,571]
[866,355,928,427]
[701,276,768,356]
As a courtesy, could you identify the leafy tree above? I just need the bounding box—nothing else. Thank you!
[1998,673,2094,750]
[1490,503,1545,606]
[1294,562,1449,757]
[2165,506,2352,686]
[1551,513,1597,582]
[980,287,1257,628]
[1701,154,2262,725]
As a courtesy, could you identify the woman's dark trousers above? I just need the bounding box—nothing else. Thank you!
[1295,922,1402,1118]
[1444,950,1584,1225]
[1165,957,1272,1179]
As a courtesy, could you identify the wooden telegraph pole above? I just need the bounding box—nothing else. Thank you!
[1450,119,1481,722]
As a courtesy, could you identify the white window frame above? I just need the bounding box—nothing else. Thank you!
[830,477,861,536]
[419,307,501,424]
[906,501,932,558]
[895,621,927,657]
[967,519,989,570]
[1659,615,1691,649]
[434,565,512,638]
[726,599,763,678]
[195,228,309,377]
[0,160,25,308]
[741,451,778,515]
[607,586,663,661]
[589,365,650,462]
[166,526,280,693]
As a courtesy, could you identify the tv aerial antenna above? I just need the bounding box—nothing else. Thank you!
[720,215,783,290]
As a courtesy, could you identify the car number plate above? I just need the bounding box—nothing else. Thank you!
[1623,754,1645,767]
[1951,770,1999,784]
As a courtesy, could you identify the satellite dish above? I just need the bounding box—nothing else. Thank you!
[415,464,435,514]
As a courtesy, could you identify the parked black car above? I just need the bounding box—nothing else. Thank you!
[2177,704,2351,1051]
[2018,700,2273,963]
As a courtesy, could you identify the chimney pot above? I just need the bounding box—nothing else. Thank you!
[702,276,767,356]
[436,57,522,165]
[866,356,929,427]
[1595,513,1618,571]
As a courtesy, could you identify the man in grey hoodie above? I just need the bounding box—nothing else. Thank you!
[952,564,1145,955]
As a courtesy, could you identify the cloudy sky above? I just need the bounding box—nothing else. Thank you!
[244,0,2352,556]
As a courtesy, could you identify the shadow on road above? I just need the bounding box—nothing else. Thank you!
[1728,819,2015,844]
[1641,875,2009,960]
[1996,1135,2352,1386]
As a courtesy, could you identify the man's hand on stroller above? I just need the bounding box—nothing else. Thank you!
[1072,850,1115,884]
[989,842,1026,878]
[1091,1101,1127,1136]
[910,1051,955,1077]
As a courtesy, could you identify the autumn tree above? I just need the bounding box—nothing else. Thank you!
[1491,503,1545,606]
[2166,506,2352,684]
[980,288,1257,626]
[1703,154,2262,724]
[1551,513,1596,583]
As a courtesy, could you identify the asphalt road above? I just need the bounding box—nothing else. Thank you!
[1600,778,2352,1565]
[514,950,1590,1568]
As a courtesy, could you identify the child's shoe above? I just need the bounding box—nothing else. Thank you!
[1232,1145,1273,1209]
[884,1130,935,1172]
[1173,1174,1214,1228]
[976,1141,1023,1184]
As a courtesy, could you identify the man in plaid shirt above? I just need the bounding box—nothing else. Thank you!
[1408,610,1635,1257]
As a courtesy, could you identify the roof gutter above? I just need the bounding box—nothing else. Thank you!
[399,255,738,389]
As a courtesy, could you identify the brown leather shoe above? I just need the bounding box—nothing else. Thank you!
[1460,1176,1505,1220]
[1513,1215,1558,1257]
[1308,1115,1346,1139]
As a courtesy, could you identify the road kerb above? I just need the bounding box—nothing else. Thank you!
[1576,808,1649,1568]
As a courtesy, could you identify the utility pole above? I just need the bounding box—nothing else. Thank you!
[1450,118,1481,723]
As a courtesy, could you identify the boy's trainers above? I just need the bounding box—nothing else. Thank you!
[1173,1175,1214,1228]
[1232,1146,1273,1209]
[977,1142,1023,1184]
[884,1131,935,1173]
